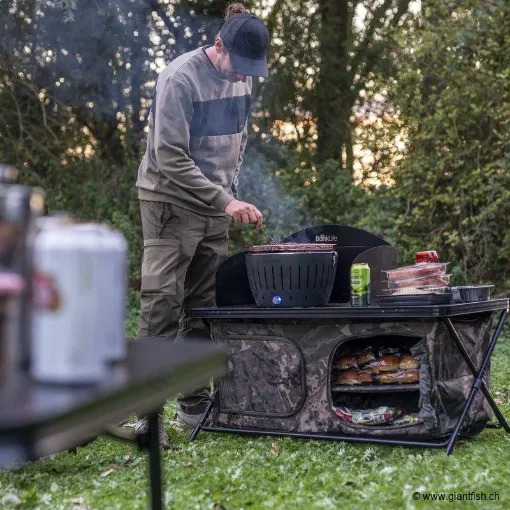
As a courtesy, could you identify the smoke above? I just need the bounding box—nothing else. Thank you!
[238,147,314,240]
[2,1,224,123]
[3,1,314,238]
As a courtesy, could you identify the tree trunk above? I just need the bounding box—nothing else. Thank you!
[131,4,151,147]
[315,0,353,168]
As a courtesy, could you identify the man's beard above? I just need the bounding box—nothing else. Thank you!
[224,72,241,82]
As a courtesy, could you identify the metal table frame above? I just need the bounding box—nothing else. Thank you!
[189,300,510,455]
[0,339,227,510]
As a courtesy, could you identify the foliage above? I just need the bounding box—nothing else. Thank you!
[389,0,510,288]
[258,0,416,169]
[1,0,510,293]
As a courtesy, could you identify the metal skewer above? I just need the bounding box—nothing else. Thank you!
[260,226,278,245]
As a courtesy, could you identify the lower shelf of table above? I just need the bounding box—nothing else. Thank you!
[331,383,420,393]
[198,425,451,448]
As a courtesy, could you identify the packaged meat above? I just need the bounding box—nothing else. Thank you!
[415,251,439,264]
[366,354,400,373]
[386,273,452,289]
[399,355,420,370]
[378,369,420,384]
[333,406,403,425]
[333,406,420,426]
[393,414,422,425]
[382,263,449,281]
[385,286,450,296]
[336,355,358,371]
[337,369,373,385]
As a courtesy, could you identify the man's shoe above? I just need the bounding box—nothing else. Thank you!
[135,414,170,449]
[175,400,209,430]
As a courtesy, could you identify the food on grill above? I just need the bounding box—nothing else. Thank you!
[336,355,358,370]
[251,243,336,253]
[356,348,376,366]
[415,250,439,264]
[382,263,449,282]
[337,369,373,385]
[378,369,419,384]
[367,354,400,373]
[399,355,420,370]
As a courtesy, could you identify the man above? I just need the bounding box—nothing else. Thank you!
[135,4,270,446]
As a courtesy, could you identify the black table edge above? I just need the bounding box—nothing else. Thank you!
[190,298,509,320]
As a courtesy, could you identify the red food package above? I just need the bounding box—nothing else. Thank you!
[415,251,439,264]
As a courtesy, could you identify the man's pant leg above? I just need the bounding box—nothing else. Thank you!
[137,201,205,338]
[181,214,231,338]
[176,214,231,412]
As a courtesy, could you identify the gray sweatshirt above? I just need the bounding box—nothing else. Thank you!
[136,46,252,216]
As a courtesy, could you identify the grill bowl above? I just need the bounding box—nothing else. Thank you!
[245,250,337,307]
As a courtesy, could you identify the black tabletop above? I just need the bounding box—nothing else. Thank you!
[190,298,509,320]
[0,338,227,464]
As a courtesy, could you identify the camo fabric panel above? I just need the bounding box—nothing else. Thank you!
[218,336,305,416]
[209,315,494,438]
[429,314,493,433]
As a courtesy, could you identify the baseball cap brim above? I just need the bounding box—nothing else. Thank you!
[230,51,268,78]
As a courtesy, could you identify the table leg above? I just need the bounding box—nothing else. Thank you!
[148,412,163,510]
[443,314,510,432]
[444,309,508,455]
[189,390,217,442]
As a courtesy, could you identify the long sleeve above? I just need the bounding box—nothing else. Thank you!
[153,76,234,212]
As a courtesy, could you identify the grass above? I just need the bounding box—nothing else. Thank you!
[1,299,510,509]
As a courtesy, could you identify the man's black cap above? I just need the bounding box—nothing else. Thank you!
[219,13,269,78]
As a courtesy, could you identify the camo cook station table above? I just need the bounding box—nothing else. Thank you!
[189,299,510,455]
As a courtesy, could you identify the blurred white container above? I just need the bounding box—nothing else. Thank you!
[83,224,128,362]
[31,222,128,383]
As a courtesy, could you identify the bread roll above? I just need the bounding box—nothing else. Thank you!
[399,355,420,370]
[337,370,373,385]
[356,349,376,366]
[379,369,419,384]
[337,355,358,371]
[369,355,400,373]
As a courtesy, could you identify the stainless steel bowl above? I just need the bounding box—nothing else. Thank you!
[453,285,494,303]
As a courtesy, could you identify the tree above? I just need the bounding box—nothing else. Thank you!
[0,0,231,165]
[391,0,510,286]
[256,0,415,172]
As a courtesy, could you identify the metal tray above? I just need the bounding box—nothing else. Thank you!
[378,293,453,306]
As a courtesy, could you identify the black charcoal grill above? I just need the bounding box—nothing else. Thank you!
[245,244,337,307]
[215,224,398,307]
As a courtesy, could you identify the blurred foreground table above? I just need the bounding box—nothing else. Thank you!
[0,338,227,510]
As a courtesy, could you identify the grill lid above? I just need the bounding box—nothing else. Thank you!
[251,243,336,253]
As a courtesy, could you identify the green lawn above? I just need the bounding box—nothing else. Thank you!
[2,317,509,509]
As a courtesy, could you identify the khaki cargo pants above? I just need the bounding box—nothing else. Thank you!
[137,200,231,409]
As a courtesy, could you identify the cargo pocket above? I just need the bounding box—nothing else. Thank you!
[141,238,180,295]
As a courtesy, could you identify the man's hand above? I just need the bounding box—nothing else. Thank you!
[224,199,263,229]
